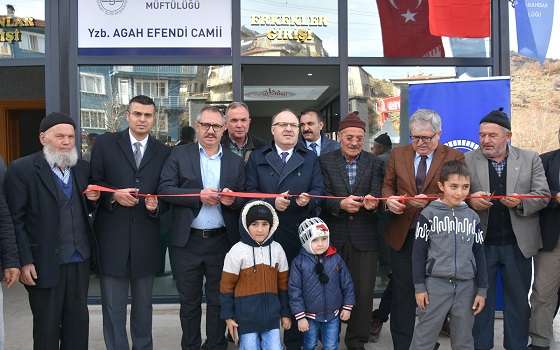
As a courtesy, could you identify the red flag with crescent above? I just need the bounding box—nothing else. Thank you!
[376,0,444,57]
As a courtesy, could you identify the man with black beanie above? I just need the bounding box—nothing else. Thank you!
[466,108,550,350]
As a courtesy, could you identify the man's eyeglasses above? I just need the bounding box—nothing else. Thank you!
[272,122,299,129]
[410,134,436,143]
[198,122,224,132]
[314,261,329,284]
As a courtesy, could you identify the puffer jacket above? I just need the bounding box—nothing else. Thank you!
[288,247,355,322]
[219,201,290,335]
[412,200,488,297]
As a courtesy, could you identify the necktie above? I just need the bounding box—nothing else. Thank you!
[415,155,428,193]
[280,152,289,165]
[309,142,318,156]
[133,142,142,168]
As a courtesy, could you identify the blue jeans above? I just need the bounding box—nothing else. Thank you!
[473,244,532,350]
[239,328,282,350]
[303,317,340,350]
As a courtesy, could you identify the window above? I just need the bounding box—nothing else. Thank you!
[347,0,491,57]
[80,109,106,129]
[349,66,491,148]
[0,43,11,56]
[134,80,168,98]
[241,0,338,57]
[119,79,130,105]
[19,32,44,53]
[80,73,106,95]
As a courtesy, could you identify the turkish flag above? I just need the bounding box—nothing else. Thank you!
[428,0,490,38]
[376,0,444,57]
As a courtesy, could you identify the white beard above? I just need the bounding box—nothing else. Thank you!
[43,144,78,169]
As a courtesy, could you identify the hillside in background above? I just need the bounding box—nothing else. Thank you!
[510,52,560,153]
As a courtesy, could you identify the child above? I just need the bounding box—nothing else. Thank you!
[219,200,291,350]
[411,160,488,350]
[289,217,355,350]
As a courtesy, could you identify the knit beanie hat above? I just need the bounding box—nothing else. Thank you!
[480,108,511,130]
[298,217,330,255]
[339,111,365,131]
[39,112,76,133]
[374,132,392,147]
[246,203,274,227]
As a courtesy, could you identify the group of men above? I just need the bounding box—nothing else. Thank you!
[0,94,558,350]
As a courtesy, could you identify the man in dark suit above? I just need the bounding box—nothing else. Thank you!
[320,111,383,350]
[245,109,324,350]
[158,105,245,350]
[299,108,340,156]
[0,156,20,349]
[382,109,464,350]
[90,95,170,350]
[529,128,560,350]
[5,113,100,350]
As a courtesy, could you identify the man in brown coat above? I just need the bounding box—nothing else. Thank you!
[382,109,464,350]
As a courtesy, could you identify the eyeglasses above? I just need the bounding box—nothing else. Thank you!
[410,134,436,143]
[314,262,329,284]
[272,122,299,129]
[198,122,224,132]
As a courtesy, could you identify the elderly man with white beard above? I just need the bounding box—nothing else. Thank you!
[5,112,100,350]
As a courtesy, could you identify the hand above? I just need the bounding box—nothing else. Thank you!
[225,319,239,344]
[200,188,219,206]
[113,188,139,207]
[363,194,379,210]
[469,191,493,211]
[20,264,37,286]
[84,185,100,201]
[281,317,292,330]
[297,318,309,332]
[500,193,522,208]
[472,295,486,315]
[416,292,429,311]
[144,195,158,212]
[386,196,406,214]
[339,309,351,321]
[275,191,290,212]
[219,188,235,207]
[407,194,430,209]
[556,192,560,204]
[295,192,311,207]
[3,268,20,288]
[340,195,363,213]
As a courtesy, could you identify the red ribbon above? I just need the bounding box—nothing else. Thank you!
[85,185,552,201]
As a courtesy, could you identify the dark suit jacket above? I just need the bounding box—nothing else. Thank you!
[382,144,464,251]
[90,129,170,278]
[158,143,245,247]
[539,149,560,251]
[0,157,19,272]
[5,152,95,288]
[245,142,325,260]
[299,133,340,157]
[319,150,384,251]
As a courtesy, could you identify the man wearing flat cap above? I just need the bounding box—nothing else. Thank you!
[5,112,100,350]
[319,111,384,350]
[466,109,550,350]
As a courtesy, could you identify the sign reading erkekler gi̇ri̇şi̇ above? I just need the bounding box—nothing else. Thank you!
[78,0,231,55]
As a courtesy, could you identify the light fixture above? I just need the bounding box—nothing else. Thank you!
[307,73,313,76]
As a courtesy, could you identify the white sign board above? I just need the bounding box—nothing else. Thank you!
[78,0,231,55]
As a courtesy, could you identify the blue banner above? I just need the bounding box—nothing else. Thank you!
[514,0,555,63]
[408,78,511,153]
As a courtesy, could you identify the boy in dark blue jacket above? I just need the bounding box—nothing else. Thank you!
[289,217,355,350]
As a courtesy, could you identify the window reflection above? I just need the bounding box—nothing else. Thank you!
[348,66,491,149]
[241,0,338,57]
[0,1,45,59]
